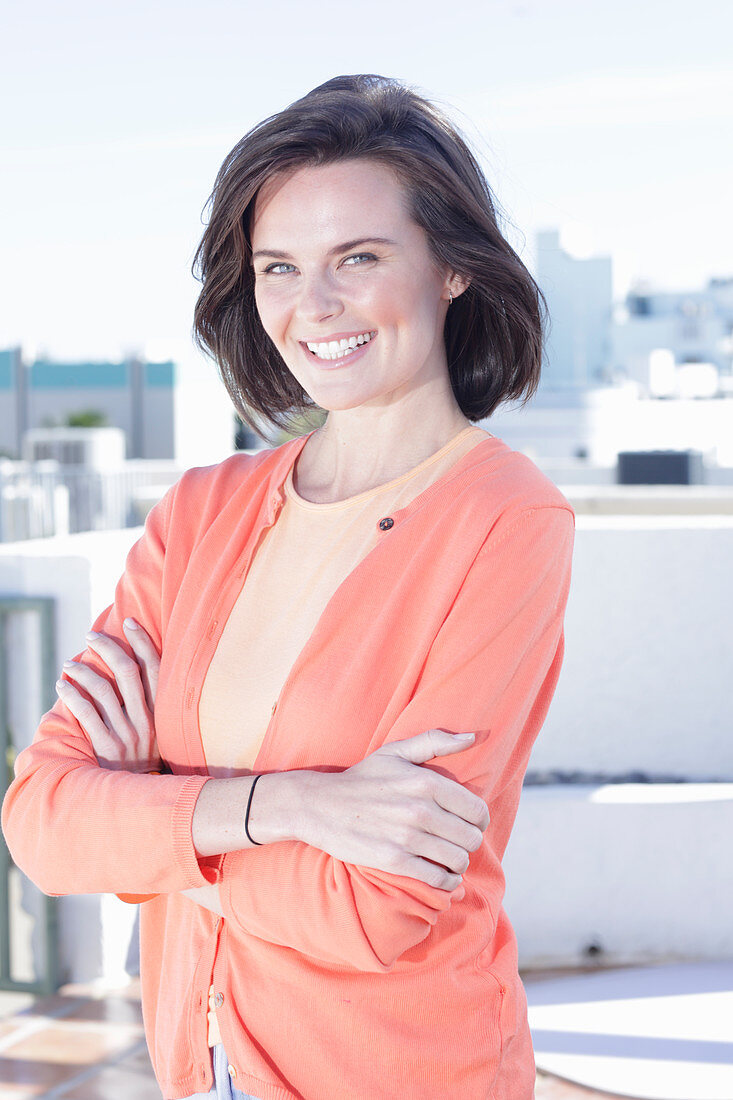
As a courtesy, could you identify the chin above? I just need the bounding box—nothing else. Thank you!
[306,394,368,413]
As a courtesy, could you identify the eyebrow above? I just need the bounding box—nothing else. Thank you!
[251,237,398,261]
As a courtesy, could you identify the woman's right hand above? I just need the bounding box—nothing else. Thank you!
[287,729,489,890]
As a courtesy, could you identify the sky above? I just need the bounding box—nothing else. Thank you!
[2,0,731,361]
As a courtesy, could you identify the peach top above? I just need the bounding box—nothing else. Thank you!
[200,425,489,1044]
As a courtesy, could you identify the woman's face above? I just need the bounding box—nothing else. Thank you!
[250,158,462,413]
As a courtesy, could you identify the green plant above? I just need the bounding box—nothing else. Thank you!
[63,409,109,428]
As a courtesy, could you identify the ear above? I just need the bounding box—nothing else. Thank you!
[446,272,471,300]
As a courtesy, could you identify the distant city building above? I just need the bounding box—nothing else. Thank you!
[486,244,733,466]
[484,384,733,467]
[535,229,614,390]
[0,348,235,467]
[611,277,733,390]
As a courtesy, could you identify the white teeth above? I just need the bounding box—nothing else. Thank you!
[305,331,374,361]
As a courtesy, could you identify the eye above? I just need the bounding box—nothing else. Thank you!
[262,262,295,275]
[342,253,377,266]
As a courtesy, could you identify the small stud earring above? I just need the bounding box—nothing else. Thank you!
[448,291,453,306]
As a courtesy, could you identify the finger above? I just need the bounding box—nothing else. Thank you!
[122,619,160,710]
[61,660,132,737]
[431,775,490,831]
[381,728,475,765]
[391,851,464,892]
[55,678,125,761]
[84,633,152,737]
[407,831,473,876]
[420,803,486,853]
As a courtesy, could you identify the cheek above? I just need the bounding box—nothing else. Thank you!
[370,269,441,326]
[254,287,288,342]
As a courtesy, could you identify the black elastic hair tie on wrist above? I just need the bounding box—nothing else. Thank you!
[244,773,263,845]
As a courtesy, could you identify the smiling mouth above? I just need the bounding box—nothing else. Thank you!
[304,331,377,362]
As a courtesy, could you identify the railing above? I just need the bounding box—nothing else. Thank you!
[0,596,60,994]
[0,460,182,542]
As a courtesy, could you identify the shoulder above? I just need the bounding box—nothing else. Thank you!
[173,447,273,505]
[459,444,575,591]
[162,442,289,544]
[453,434,575,534]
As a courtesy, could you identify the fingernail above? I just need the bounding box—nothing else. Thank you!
[123,618,138,630]
[455,732,475,739]
[62,659,77,668]
[85,631,99,642]
[55,680,69,692]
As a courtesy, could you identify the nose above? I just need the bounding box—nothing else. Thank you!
[295,270,343,326]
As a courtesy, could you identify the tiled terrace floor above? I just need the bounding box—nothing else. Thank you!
[0,976,627,1099]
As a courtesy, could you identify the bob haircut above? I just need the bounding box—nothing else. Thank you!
[192,73,548,437]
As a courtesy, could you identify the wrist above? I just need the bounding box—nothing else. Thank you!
[246,769,313,846]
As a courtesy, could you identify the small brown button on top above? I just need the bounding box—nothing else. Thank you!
[378,516,394,531]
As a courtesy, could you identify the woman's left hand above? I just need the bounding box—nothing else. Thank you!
[55,618,162,773]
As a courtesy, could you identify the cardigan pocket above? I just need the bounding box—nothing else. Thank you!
[468,880,510,1056]
[474,949,512,1077]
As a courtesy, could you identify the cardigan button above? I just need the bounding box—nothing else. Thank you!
[213,991,224,1008]
[227,1064,238,1079]
[378,516,394,531]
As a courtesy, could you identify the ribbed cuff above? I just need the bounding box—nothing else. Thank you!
[171,774,215,888]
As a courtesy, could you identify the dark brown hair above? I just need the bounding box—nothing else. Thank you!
[192,74,548,437]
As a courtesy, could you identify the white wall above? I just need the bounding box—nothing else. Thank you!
[504,785,733,968]
[533,515,733,782]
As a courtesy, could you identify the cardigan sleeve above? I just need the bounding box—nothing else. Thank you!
[0,479,215,899]
[218,504,575,972]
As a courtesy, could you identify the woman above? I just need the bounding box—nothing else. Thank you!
[2,74,575,1099]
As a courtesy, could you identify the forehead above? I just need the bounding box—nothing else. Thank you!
[250,159,413,244]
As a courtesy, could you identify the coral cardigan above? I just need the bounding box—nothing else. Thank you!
[2,429,575,1100]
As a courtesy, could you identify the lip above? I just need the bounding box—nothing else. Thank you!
[299,329,376,345]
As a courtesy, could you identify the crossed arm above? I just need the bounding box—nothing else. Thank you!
[54,618,489,917]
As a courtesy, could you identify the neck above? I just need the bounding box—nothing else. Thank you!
[294,407,477,504]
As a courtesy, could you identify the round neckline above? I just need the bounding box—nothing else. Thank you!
[285,426,492,510]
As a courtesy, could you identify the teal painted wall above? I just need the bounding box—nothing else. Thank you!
[145,360,175,387]
[31,361,128,388]
[0,353,177,390]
